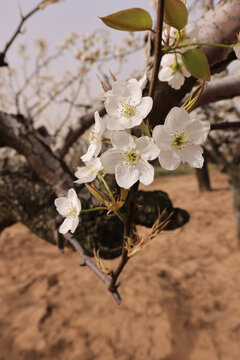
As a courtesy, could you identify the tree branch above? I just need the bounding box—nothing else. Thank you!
[196,75,240,108]
[211,122,240,131]
[65,234,121,304]
[0,1,46,67]
[0,111,74,196]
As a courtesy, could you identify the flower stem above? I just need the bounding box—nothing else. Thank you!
[140,120,151,137]
[80,207,106,213]
[98,173,115,203]
[165,42,234,52]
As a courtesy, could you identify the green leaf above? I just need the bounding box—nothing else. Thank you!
[99,8,153,32]
[182,49,211,81]
[164,0,188,30]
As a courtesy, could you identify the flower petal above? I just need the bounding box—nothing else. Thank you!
[105,96,122,116]
[181,144,204,168]
[158,150,181,170]
[185,119,210,145]
[165,107,190,133]
[75,166,97,184]
[111,131,134,150]
[100,149,124,174]
[168,72,185,89]
[59,217,74,234]
[126,80,142,105]
[115,163,139,189]
[182,65,191,78]
[137,160,154,185]
[136,97,153,119]
[68,188,81,213]
[81,142,98,162]
[135,136,160,160]
[152,125,172,151]
[112,80,128,96]
[161,53,175,67]
[54,197,69,216]
[158,66,173,82]
[70,216,79,233]
[106,115,130,131]
[234,45,240,59]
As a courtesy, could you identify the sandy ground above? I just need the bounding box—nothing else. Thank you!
[0,171,240,360]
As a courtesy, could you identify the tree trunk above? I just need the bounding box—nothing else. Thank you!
[228,166,240,242]
[195,157,211,192]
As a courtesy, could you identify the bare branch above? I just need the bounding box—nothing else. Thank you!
[0,111,73,196]
[211,122,240,131]
[65,234,121,304]
[196,75,240,108]
[0,1,47,67]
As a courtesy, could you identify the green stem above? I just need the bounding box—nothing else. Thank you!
[80,207,106,213]
[98,173,115,203]
[140,121,151,137]
[165,42,234,52]
[98,174,125,222]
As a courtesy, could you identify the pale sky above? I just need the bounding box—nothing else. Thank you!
[0,0,155,67]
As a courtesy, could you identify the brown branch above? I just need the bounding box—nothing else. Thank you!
[0,1,46,67]
[196,75,240,108]
[65,234,121,304]
[0,111,73,196]
[109,0,166,293]
[148,0,165,99]
[211,122,240,131]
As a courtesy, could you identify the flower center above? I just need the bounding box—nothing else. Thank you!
[85,162,96,175]
[64,206,78,218]
[171,132,189,150]
[171,61,182,74]
[88,128,100,144]
[124,149,141,165]
[121,99,136,119]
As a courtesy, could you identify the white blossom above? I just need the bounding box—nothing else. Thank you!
[158,53,191,90]
[234,44,240,59]
[54,188,81,234]
[81,111,106,162]
[100,131,159,189]
[152,107,210,170]
[104,79,153,131]
[74,158,103,184]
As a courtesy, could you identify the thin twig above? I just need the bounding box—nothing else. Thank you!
[148,0,165,99]
[65,234,121,304]
[0,1,45,66]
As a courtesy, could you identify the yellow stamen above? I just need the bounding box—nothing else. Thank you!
[121,100,136,119]
[171,132,189,150]
[124,149,140,165]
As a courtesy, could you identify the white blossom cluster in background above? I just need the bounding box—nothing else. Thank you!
[55,77,210,234]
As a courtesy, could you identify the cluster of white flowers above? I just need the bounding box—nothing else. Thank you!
[55,77,210,234]
[159,23,199,90]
